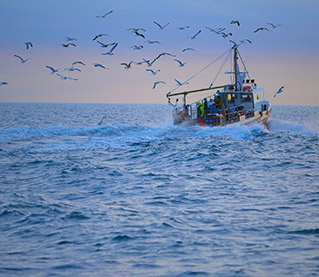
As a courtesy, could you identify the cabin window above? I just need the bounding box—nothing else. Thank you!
[227,93,235,103]
[241,94,252,102]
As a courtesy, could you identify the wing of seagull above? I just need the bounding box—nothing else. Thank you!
[153,21,169,30]
[189,30,201,39]
[72,61,86,67]
[14,54,30,63]
[182,48,196,52]
[93,34,108,41]
[25,42,33,49]
[174,59,187,67]
[153,81,166,89]
[254,27,270,33]
[96,10,113,18]
[46,65,59,74]
[230,20,240,26]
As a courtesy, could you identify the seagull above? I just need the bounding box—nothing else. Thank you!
[174,59,187,67]
[240,39,252,44]
[120,61,133,70]
[133,60,147,65]
[133,30,145,38]
[229,40,238,48]
[177,26,190,30]
[205,26,225,33]
[153,21,169,30]
[72,61,86,67]
[127,28,146,33]
[46,65,59,74]
[153,81,166,89]
[65,37,77,41]
[65,67,81,72]
[221,32,232,38]
[174,79,183,86]
[93,34,108,41]
[101,42,118,55]
[96,41,116,48]
[94,63,109,69]
[182,48,196,52]
[146,69,160,75]
[274,86,284,97]
[143,59,155,67]
[266,22,282,29]
[188,30,201,39]
[96,10,113,18]
[60,43,76,47]
[230,20,240,26]
[146,40,161,44]
[24,42,33,50]
[0,82,8,86]
[14,54,30,63]
[131,45,143,50]
[254,27,270,33]
[56,74,78,81]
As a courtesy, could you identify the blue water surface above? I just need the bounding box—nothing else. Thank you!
[0,103,318,276]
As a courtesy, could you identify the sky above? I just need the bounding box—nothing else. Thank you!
[0,0,318,105]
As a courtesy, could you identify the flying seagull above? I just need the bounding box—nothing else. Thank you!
[134,30,145,38]
[146,69,160,75]
[153,21,169,30]
[240,39,252,44]
[56,74,78,81]
[230,20,240,26]
[72,61,86,67]
[65,67,81,72]
[174,79,183,86]
[94,63,109,69]
[0,82,8,86]
[182,48,196,52]
[65,37,77,41]
[131,45,144,50]
[188,30,201,39]
[60,43,76,47]
[120,61,133,70]
[174,59,187,67]
[14,54,30,63]
[127,28,146,33]
[266,22,282,29]
[177,26,190,30]
[254,27,270,33]
[96,10,113,18]
[274,86,284,97]
[93,34,108,41]
[153,81,166,89]
[146,40,161,44]
[221,32,232,38]
[229,40,238,48]
[101,42,118,55]
[25,42,33,50]
[46,65,59,74]
[96,41,116,48]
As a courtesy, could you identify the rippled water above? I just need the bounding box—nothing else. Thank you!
[0,103,318,276]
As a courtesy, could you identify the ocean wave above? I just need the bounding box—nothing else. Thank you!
[268,119,319,136]
[0,123,268,144]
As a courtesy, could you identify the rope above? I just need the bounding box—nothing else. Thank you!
[169,48,232,94]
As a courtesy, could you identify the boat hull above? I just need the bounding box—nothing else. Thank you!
[174,108,272,128]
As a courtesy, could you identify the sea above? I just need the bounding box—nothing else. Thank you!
[0,103,318,276]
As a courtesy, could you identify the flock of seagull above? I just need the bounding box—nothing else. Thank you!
[1,11,281,92]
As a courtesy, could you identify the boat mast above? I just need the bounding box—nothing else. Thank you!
[234,46,238,91]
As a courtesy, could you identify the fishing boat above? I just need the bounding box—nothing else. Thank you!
[166,44,272,127]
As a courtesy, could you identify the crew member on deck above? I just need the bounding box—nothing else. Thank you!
[214,96,223,110]
[197,101,205,126]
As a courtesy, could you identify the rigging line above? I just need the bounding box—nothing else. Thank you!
[210,50,231,87]
[169,48,232,93]
[237,50,251,80]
